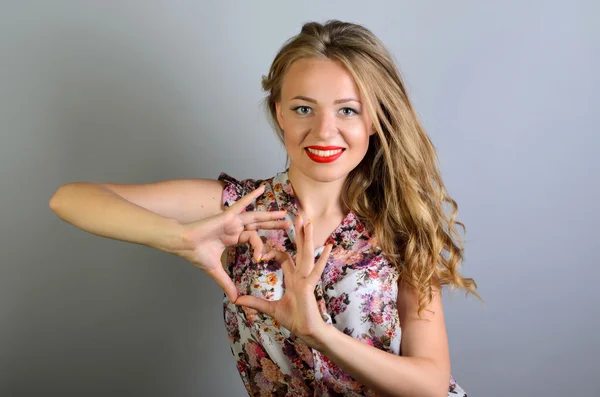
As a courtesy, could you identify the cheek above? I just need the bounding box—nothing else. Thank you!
[283,125,305,144]
[283,133,303,158]
[347,130,371,150]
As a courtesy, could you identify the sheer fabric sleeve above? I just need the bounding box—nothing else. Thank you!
[217,172,261,211]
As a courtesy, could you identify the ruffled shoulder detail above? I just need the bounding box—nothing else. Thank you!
[217,172,265,210]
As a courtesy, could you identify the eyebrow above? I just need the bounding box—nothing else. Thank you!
[290,95,361,105]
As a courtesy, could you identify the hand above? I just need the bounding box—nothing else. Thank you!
[174,184,290,303]
[233,213,333,350]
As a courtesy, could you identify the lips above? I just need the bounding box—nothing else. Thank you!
[304,146,345,163]
[306,146,345,150]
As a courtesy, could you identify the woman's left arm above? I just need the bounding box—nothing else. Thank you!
[315,280,451,397]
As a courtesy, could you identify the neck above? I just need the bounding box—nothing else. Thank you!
[287,164,349,219]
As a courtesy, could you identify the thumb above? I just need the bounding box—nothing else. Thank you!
[234,294,273,318]
[205,265,239,303]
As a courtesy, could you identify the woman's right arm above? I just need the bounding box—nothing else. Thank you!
[48,178,226,254]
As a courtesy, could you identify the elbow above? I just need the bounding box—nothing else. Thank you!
[49,183,73,212]
[410,383,447,397]
[49,193,60,210]
[391,371,449,397]
[429,374,451,397]
[432,386,449,397]
[428,358,451,397]
[49,186,66,211]
[392,384,447,397]
[421,363,450,397]
[49,191,60,211]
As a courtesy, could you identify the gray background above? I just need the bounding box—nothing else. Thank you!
[1,1,598,396]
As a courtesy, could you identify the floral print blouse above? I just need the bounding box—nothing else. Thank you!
[218,169,467,397]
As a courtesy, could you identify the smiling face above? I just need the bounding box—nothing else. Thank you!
[275,57,375,183]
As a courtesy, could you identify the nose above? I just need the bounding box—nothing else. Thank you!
[312,110,338,138]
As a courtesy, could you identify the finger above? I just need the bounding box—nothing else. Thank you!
[233,294,274,318]
[295,213,304,253]
[299,219,314,277]
[205,265,239,303]
[239,210,288,226]
[238,230,264,262]
[262,249,295,277]
[244,220,292,231]
[308,244,333,285]
[304,220,314,259]
[229,184,266,214]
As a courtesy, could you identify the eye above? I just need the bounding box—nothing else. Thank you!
[340,107,359,116]
[291,106,359,116]
[292,106,312,115]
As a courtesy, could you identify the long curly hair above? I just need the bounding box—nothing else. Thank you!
[260,20,481,317]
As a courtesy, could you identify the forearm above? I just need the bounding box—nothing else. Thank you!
[317,324,448,397]
[49,183,184,253]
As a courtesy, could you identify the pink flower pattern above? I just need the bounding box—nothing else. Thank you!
[218,170,467,396]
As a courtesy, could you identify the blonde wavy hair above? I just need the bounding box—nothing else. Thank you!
[261,20,481,317]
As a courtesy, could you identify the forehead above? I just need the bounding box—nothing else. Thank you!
[281,58,361,99]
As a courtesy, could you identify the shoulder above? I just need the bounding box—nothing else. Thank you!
[217,171,272,208]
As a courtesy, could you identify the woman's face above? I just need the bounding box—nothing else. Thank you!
[275,57,375,183]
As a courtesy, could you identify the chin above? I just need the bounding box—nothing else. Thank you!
[295,161,356,183]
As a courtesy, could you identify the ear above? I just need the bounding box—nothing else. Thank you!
[275,101,284,131]
[368,123,377,136]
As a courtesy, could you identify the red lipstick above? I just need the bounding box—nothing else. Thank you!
[306,146,345,150]
[304,146,345,163]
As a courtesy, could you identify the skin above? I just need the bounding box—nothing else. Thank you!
[275,57,376,224]
[234,58,451,396]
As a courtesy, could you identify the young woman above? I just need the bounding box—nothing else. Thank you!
[50,20,478,397]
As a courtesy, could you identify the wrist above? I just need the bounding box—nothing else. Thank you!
[312,323,338,353]
[151,217,187,254]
